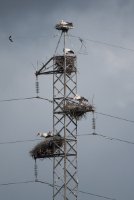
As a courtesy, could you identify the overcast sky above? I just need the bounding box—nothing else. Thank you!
[0,0,134,200]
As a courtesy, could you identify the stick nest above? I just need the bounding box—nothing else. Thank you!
[63,101,94,120]
[54,56,76,75]
[30,135,63,159]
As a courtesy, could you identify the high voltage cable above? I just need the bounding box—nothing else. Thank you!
[0,95,134,145]
[0,138,41,145]
[0,96,134,123]
[80,133,134,145]
[0,179,117,200]
[96,111,134,123]
[8,32,134,53]
[0,96,52,103]
[78,189,116,200]
[0,180,52,187]
[0,180,35,187]
[38,180,117,200]
[0,133,134,146]
[70,34,134,52]
[86,38,134,52]
[0,96,134,124]
[8,34,58,41]
[0,97,35,102]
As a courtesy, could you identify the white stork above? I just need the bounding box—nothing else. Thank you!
[60,20,68,25]
[60,20,73,27]
[37,131,53,138]
[73,94,81,100]
[64,48,74,54]
[73,94,88,102]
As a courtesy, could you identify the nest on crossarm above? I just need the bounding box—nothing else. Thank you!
[63,101,95,120]
[30,135,63,160]
[54,55,76,75]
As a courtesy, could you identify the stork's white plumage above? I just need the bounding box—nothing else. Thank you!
[37,132,47,138]
[55,20,73,31]
[64,48,74,54]
[60,20,68,25]
[73,94,88,102]
[37,132,52,138]
[73,94,81,100]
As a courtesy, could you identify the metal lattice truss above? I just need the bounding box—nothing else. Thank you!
[36,54,78,200]
[53,55,78,200]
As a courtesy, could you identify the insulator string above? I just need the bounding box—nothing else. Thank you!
[35,76,39,97]
[34,159,38,182]
[92,112,96,135]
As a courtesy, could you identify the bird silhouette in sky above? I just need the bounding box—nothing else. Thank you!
[9,35,13,42]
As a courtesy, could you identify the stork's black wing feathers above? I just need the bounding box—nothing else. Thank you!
[9,35,13,42]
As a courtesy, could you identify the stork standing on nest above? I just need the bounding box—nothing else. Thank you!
[64,48,74,55]
[55,20,73,31]
[73,94,88,103]
[37,131,53,138]
[60,20,73,26]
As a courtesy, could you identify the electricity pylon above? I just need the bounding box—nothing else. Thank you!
[36,21,78,200]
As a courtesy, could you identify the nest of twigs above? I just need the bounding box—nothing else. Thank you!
[63,102,94,120]
[54,56,76,75]
[30,135,63,159]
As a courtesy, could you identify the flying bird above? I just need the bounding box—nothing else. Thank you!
[9,35,13,42]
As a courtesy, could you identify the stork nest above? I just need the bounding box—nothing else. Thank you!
[63,102,94,120]
[30,135,63,159]
[54,56,76,75]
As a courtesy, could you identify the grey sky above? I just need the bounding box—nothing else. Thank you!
[0,0,134,200]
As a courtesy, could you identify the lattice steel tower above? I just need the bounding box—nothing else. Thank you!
[36,21,78,200]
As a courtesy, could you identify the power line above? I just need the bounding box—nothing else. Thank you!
[8,33,58,42]
[0,180,52,188]
[79,133,134,145]
[0,138,41,145]
[0,97,134,125]
[9,33,134,53]
[70,34,134,53]
[0,96,52,103]
[0,179,117,200]
[96,111,134,124]
[86,38,134,52]
[0,180,35,187]
[91,132,134,145]
[0,97,36,102]
[78,189,116,200]
[36,96,53,103]
[0,132,134,146]
[39,180,117,200]
[0,96,134,124]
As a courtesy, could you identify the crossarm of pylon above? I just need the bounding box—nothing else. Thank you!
[36,57,53,75]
